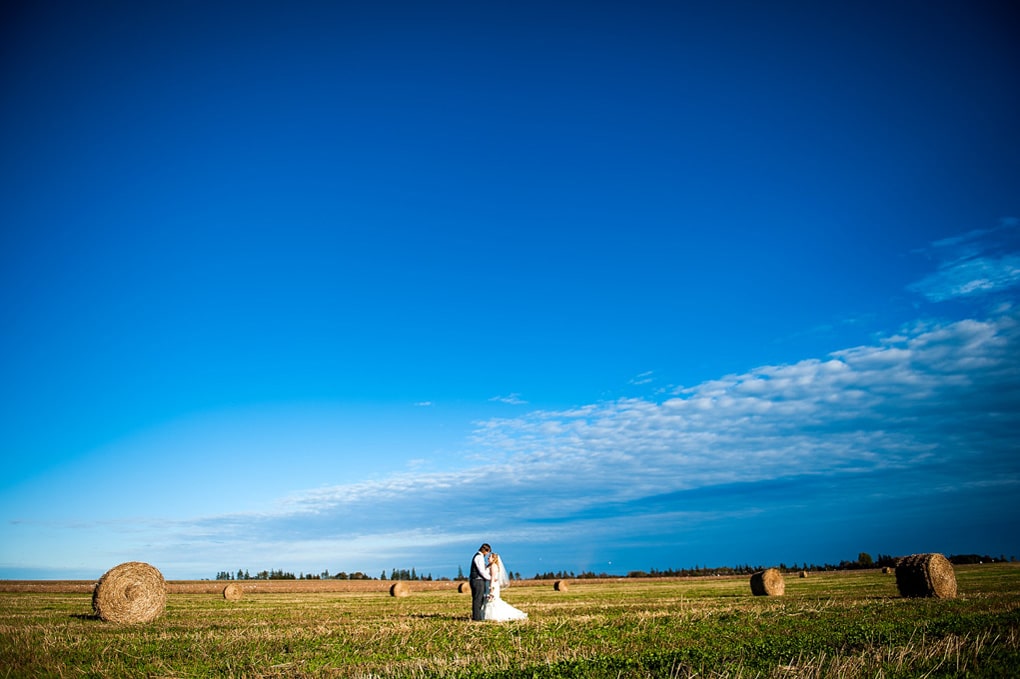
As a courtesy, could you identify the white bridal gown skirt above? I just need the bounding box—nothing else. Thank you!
[481,595,528,621]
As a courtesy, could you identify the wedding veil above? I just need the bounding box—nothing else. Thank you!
[497,560,511,587]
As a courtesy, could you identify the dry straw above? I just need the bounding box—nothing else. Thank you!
[749,568,785,596]
[457,582,470,594]
[389,581,410,597]
[554,580,569,591]
[895,553,957,598]
[92,561,167,623]
[222,583,243,601]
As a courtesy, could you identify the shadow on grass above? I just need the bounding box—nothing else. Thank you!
[407,612,469,621]
[70,613,101,621]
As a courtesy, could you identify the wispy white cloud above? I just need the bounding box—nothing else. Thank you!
[629,371,654,385]
[910,255,1020,302]
[909,218,1020,302]
[489,393,527,405]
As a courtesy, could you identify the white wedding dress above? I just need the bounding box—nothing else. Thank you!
[480,562,527,621]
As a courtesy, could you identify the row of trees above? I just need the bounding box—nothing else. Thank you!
[216,569,376,581]
[381,568,438,581]
[453,565,524,581]
[946,554,1014,564]
[215,553,1015,582]
[215,568,440,581]
[622,553,1014,578]
[532,555,892,580]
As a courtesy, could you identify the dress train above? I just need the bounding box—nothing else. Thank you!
[480,581,527,621]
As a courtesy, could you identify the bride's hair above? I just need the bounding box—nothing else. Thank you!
[490,554,510,587]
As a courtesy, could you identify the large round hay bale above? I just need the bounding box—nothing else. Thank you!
[553,580,568,591]
[798,571,808,578]
[389,581,410,597]
[457,581,470,594]
[882,566,893,574]
[92,561,167,623]
[222,583,243,601]
[895,553,957,598]
[750,568,785,596]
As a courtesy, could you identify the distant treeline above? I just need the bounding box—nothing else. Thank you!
[214,553,1015,582]
[214,568,443,581]
[618,553,1015,578]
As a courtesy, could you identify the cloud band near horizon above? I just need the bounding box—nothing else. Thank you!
[147,309,1017,573]
[6,308,1017,579]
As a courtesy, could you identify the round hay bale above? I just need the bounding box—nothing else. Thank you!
[895,553,957,598]
[222,583,243,601]
[389,581,410,597]
[457,581,470,594]
[798,571,808,578]
[882,566,893,574]
[92,561,167,623]
[553,580,568,591]
[749,568,785,596]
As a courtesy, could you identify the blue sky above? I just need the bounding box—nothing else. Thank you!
[2,1,1018,580]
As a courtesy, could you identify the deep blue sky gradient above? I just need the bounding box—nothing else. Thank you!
[2,1,1018,579]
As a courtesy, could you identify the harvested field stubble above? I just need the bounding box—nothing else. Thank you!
[0,565,1018,678]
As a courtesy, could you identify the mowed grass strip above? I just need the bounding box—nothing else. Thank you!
[0,564,1017,678]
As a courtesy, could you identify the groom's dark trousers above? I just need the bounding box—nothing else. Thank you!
[470,578,486,620]
[469,551,486,620]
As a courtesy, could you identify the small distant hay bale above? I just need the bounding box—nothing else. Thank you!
[222,583,243,601]
[882,566,893,574]
[798,571,808,578]
[895,553,957,598]
[553,580,568,591]
[457,582,470,594]
[389,581,410,597]
[750,568,785,596]
[92,561,167,623]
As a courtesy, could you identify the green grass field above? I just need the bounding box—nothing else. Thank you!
[1,564,1018,678]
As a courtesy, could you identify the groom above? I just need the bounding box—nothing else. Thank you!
[469,543,492,621]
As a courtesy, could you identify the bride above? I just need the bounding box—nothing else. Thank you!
[480,553,527,621]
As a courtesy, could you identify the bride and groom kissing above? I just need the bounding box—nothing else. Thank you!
[470,543,527,622]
